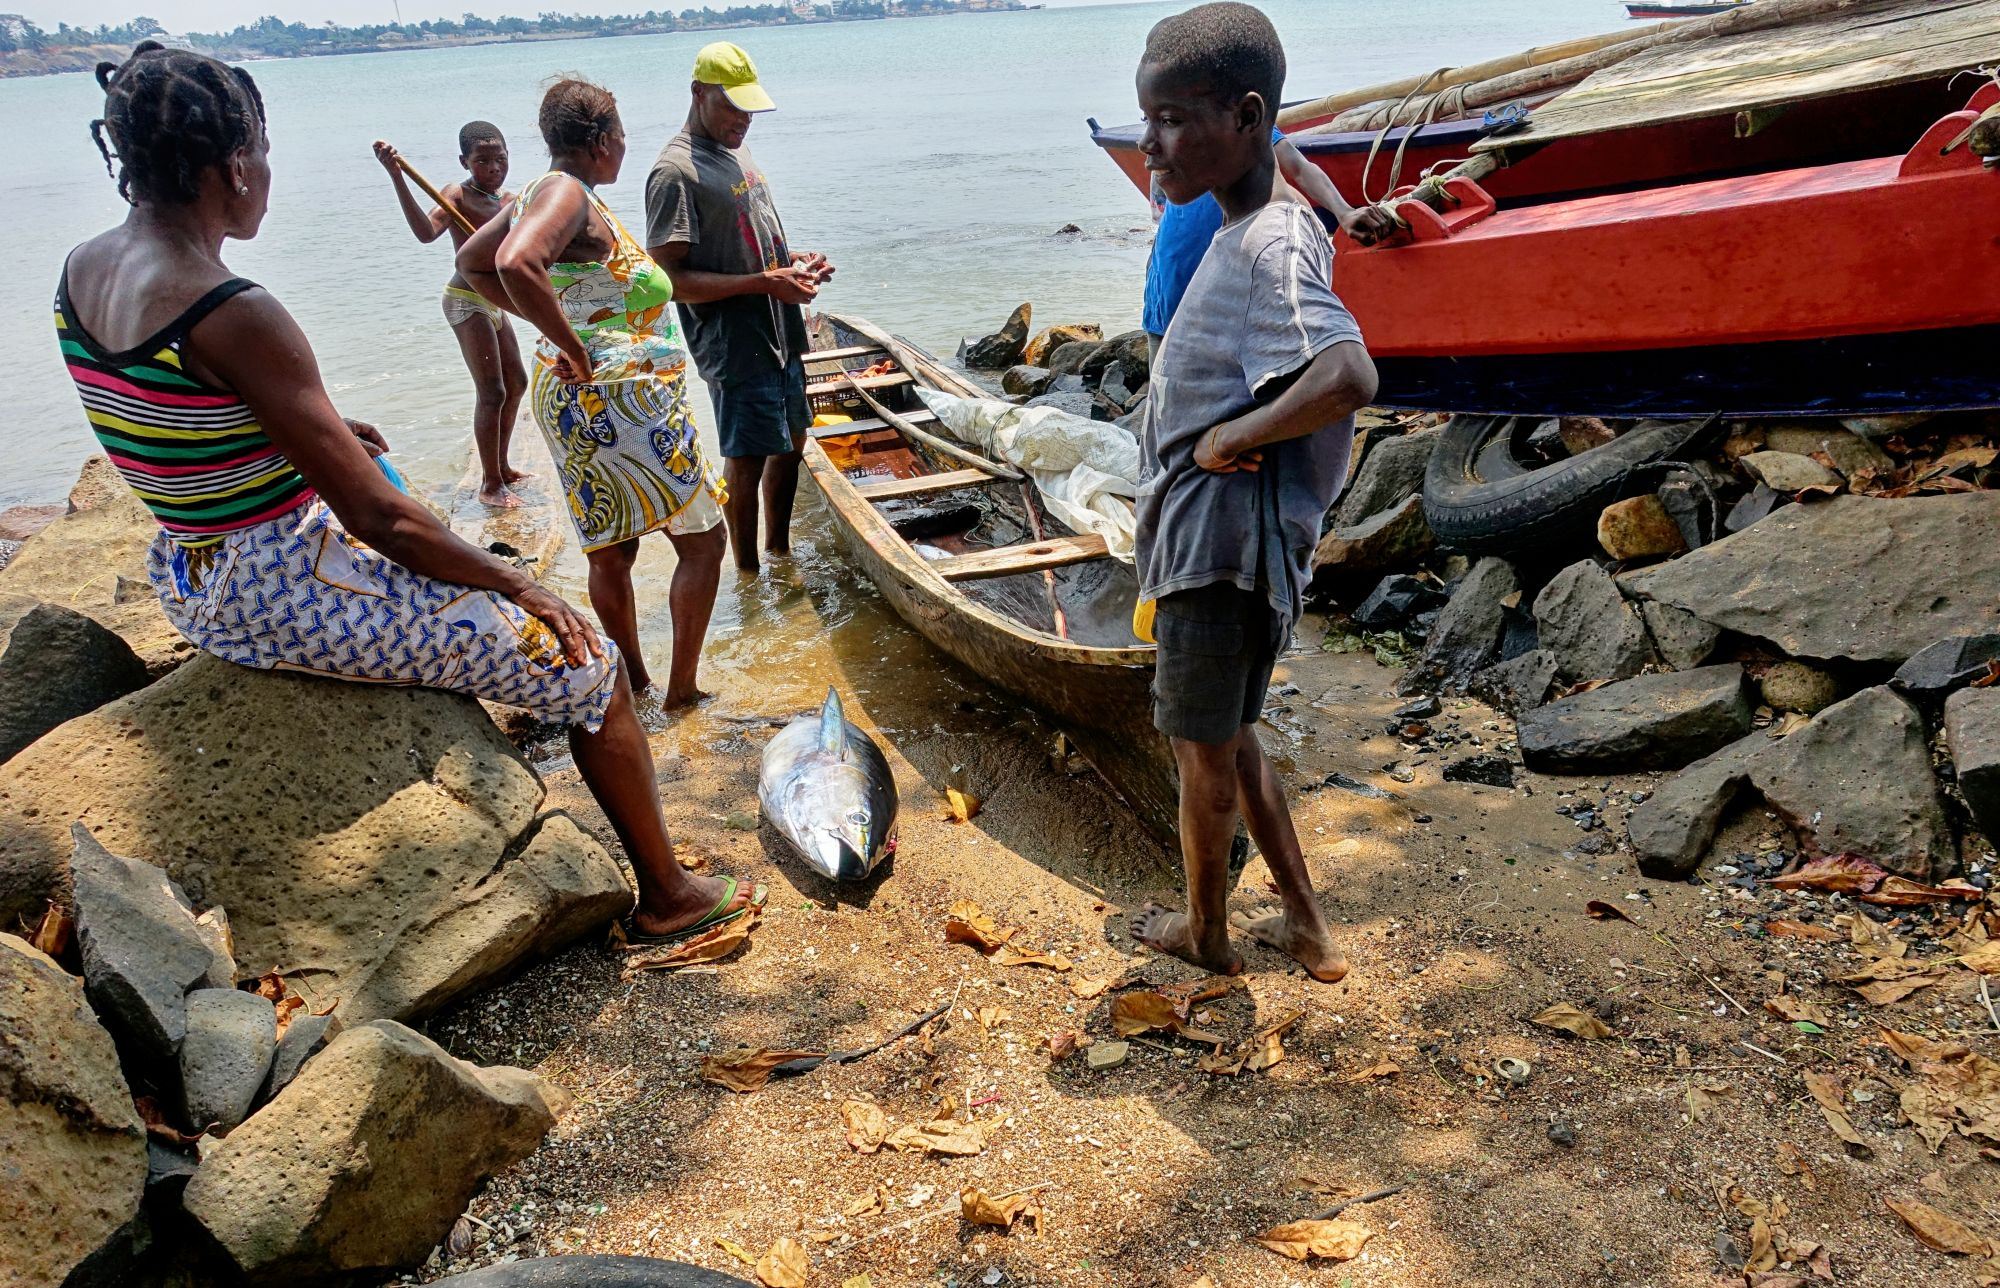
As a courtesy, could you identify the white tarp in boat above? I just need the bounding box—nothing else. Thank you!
[913,388,1142,562]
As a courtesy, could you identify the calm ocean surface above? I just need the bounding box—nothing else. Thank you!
[1,0,1612,509]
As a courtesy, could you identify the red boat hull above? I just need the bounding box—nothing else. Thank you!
[1334,99,2000,416]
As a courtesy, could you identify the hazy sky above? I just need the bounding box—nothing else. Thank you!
[19,0,1116,34]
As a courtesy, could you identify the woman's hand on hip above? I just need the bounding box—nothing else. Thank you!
[553,337,595,385]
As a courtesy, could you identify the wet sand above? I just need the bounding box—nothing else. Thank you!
[411,523,1961,1287]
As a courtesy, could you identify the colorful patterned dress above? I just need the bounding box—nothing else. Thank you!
[55,268,621,731]
[515,172,725,553]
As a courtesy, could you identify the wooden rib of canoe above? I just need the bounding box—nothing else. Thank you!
[799,314,1184,857]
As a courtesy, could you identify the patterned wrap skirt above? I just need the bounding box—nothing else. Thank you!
[148,499,621,732]
[530,366,725,553]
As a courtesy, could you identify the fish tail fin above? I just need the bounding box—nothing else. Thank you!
[819,686,846,758]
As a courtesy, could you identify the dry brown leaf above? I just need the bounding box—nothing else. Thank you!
[1764,995,1833,1028]
[1254,1217,1375,1262]
[253,971,286,1002]
[1047,1030,1081,1062]
[960,1187,1042,1234]
[1531,1002,1613,1040]
[133,1094,203,1146]
[1772,854,1889,894]
[1774,1141,1817,1190]
[842,1277,874,1288]
[1197,1046,1248,1076]
[843,1185,888,1219]
[1862,876,1982,907]
[1686,1080,1731,1122]
[1802,1071,1870,1151]
[943,899,1013,953]
[715,1237,758,1266]
[1110,991,1225,1044]
[1068,974,1115,999]
[1768,920,1840,940]
[976,1006,1010,1031]
[1838,913,1912,960]
[1836,955,1935,983]
[756,1236,809,1288]
[840,1099,888,1154]
[886,1118,988,1157]
[992,945,1073,972]
[1584,899,1636,923]
[272,993,305,1039]
[1960,941,2000,975]
[1342,1058,1402,1084]
[1885,1196,1997,1257]
[1854,973,1945,1005]
[1903,1086,1954,1154]
[623,913,757,975]
[29,903,73,958]
[941,787,982,824]
[1746,1216,1778,1273]
[700,1047,824,1094]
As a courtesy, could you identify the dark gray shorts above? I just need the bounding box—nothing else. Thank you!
[1151,582,1283,745]
[710,355,809,459]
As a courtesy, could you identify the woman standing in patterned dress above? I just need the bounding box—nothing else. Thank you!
[457,79,727,712]
[59,43,760,945]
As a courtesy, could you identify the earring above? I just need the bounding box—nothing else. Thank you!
[237,184,249,195]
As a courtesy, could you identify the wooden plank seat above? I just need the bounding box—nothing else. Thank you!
[808,408,942,439]
[930,533,1111,582]
[852,469,997,502]
[804,344,888,365]
[806,371,915,397]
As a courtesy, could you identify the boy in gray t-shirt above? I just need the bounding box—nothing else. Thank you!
[1128,2,1381,986]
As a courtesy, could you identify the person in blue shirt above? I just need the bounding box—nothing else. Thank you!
[1144,126,1394,357]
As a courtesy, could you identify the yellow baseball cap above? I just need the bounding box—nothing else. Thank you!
[693,42,775,113]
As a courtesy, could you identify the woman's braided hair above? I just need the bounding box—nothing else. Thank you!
[538,77,619,156]
[90,41,267,206]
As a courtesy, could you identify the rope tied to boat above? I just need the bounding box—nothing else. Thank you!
[1358,79,1474,204]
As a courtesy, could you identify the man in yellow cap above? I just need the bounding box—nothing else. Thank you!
[647,41,834,575]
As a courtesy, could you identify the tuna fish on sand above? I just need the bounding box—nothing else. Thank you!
[758,687,900,881]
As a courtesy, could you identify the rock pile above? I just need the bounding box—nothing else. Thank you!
[957,306,1150,421]
[2,824,564,1286]
[1311,410,2000,886]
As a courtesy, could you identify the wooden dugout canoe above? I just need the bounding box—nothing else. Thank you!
[798,315,1183,856]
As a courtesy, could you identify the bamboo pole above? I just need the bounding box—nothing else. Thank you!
[1276,24,1669,129]
[1310,0,1871,134]
[844,376,1024,483]
[391,152,477,237]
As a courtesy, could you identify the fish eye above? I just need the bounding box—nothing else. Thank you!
[845,808,869,826]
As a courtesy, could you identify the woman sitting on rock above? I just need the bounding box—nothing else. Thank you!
[57,43,760,944]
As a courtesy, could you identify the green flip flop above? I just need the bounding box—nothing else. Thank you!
[624,877,768,946]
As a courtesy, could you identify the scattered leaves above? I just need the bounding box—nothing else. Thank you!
[1531,1002,1613,1040]
[1068,974,1115,999]
[1774,1141,1817,1190]
[1111,991,1224,1044]
[886,1118,988,1157]
[132,1094,202,1146]
[843,1185,889,1219]
[1254,1218,1375,1262]
[623,912,758,975]
[993,945,1073,972]
[756,1236,809,1288]
[840,1099,888,1154]
[1764,995,1832,1028]
[1686,1080,1732,1122]
[1584,899,1636,923]
[942,787,982,824]
[944,900,1013,952]
[961,1187,1043,1234]
[1862,876,1983,907]
[1802,1071,1869,1152]
[1771,854,1889,894]
[1960,941,2000,975]
[1884,1196,1996,1257]
[1852,972,1946,1006]
[700,1047,825,1094]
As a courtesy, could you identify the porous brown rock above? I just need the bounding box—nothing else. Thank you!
[1310,495,1433,589]
[1023,323,1101,367]
[1596,495,1687,562]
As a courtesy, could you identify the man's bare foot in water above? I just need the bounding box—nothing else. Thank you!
[1229,907,1348,982]
[502,465,535,485]
[660,685,711,713]
[477,481,523,508]
[629,871,753,938]
[1130,903,1242,976]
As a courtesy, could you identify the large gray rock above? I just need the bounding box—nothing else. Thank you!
[183,1020,565,1285]
[1763,425,1893,478]
[1534,561,1653,684]
[1639,600,1720,672]
[0,470,185,673]
[0,934,147,1288]
[181,988,277,1134]
[1335,429,1437,527]
[1468,648,1558,715]
[0,656,633,1026]
[1046,339,1107,376]
[0,597,150,765]
[1629,686,1951,880]
[1895,634,2000,700]
[70,825,225,1079]
[956,303,1031,370]
[1001,364,1060,398]
[1422,557,1519,686]
[1310,494,1434,590]
[1082,329,1149,381]
[1519,666,1754,774]
[1624,493,2000,665]
[1947,688,2000,845]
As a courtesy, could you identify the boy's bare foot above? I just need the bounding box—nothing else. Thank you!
[1229,907,1348,983]
[477,483,523,508]
[1130,903,1242,977]
[659,685,711,713]
[502,466,535,485]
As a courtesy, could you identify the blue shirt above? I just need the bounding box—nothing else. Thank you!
[1142,127,1287,337]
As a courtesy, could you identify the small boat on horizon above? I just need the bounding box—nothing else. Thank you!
[1625,0,1752,19]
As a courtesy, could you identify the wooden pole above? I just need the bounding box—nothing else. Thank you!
[843,377,1025,483]
[391,152,477,237]
[1310,0,1869,134]
[1276,25,1668,130]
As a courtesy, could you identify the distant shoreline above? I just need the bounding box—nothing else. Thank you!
[0,5,1039,80]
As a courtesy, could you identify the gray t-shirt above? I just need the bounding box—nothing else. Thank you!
[1135,200,1364,632]
[644,131,807,382]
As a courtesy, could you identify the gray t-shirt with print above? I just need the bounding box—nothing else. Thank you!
[1136,199,1365,633]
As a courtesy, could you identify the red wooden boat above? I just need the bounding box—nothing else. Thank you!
[1332,87,2000,417]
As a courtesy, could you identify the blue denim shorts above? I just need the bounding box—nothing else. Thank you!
[710,355,809,459]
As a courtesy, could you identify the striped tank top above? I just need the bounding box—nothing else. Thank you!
[56,272,314,548]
